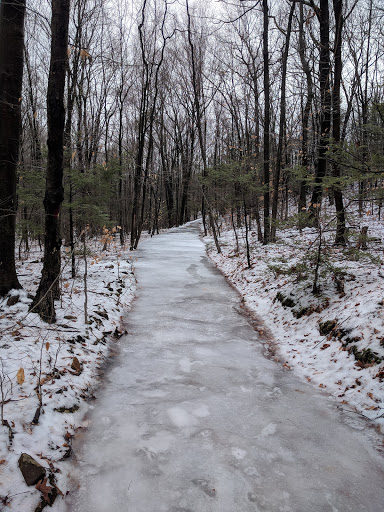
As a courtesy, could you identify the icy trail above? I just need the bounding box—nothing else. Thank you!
[64,223,384,512]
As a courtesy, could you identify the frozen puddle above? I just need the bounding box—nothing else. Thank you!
[65,223,384,512]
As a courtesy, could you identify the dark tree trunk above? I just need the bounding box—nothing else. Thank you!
[30,0,70,322]
[359,0,373,216]
[262,0,270,244]
[310,0,331,217]
[118,102,125,245]
[131,0,149,250]
[332,0,346,245]
[0,0,26,296]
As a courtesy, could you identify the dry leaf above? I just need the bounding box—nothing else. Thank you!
[80,48,90,59]
[0,459,6,465]
[45,342,50,351]
[17,368,25,385]
[35,478,52,504]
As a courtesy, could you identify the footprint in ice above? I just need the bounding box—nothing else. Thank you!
[231,447,247,460]
[168,407,198,428]
[193,428,213,438]
[192,479,216,497]
[192,404,210,418]
[259,422,277,437]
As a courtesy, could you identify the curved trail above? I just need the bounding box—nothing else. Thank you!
[66,223,384,512]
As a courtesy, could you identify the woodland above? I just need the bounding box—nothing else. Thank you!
[1,0,384,509]
[0,0,383,316]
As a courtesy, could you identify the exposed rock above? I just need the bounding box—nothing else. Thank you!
[7,295,19,307]
[18,453,46,486]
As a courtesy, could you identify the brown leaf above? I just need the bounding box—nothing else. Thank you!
[17,368,25,385]
[71,357,81,372]
[35,478,52,504]
[0,459,6,464]
[45,342,50,351]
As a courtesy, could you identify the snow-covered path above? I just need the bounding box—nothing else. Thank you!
[66,223,384,512]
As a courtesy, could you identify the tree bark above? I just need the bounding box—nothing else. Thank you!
[30,0,70,322]
[309,0,331,217]
[332,0,346,245]
[0,0,26,296]
[262,0,270,244]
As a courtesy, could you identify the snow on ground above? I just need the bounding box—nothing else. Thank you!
[55,222,384,512]
[0,232,136,511]
[206,204,384,432]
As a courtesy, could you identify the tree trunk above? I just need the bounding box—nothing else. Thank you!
[262,0,270,244]
[309,0,331,217]
[30,0,70,323]
[332,0,346,245]
[0,0,26,296]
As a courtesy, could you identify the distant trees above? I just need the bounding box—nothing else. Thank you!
[1,0,383,313]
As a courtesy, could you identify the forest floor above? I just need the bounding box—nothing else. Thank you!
[50,223,384,512]
[206,203,384,434]
[0,234,136,511]
[1,208,384,510]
